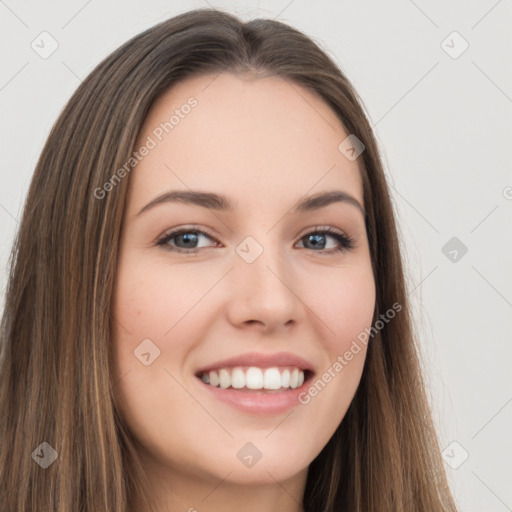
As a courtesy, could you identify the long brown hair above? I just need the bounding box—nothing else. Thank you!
[0,8,458,511]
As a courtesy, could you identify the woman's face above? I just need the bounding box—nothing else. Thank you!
[112,72,375,495]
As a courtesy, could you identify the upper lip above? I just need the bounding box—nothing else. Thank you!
[195,351,315,375]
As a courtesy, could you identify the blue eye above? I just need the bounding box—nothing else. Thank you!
[297,227,355,253]
[156,226,355,254]
[156,228,216,253]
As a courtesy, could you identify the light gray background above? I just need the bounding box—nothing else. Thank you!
[1,1,511,510]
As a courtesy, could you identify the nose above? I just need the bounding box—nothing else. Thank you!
[224,239,304,332]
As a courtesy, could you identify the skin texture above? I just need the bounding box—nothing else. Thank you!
[112,72,376,512]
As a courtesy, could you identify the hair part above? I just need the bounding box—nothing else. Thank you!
[0,8,458,511]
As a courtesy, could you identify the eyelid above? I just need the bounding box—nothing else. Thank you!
[297,224,346,239]
[156,224,216,241]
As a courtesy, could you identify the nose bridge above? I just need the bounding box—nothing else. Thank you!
[227,229,300,327]
[235,230,285,287]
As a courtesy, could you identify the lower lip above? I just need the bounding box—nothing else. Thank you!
[196,376,312,414]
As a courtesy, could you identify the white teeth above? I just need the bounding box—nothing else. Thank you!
[281,369,291,388]
[263,368,282,389]
[231,368,245,389]
[209,370,220,387]
[246,367,263,389]
[290,368,299,388]
[200,366,306,390]
[219,369,230,389]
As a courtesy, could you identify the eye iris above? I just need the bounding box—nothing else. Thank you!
[306,233,325,249]
[177,232,198,248]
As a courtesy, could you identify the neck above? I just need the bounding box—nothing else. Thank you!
[129,453,308,512]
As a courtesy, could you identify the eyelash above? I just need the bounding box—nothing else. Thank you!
[155,226,355,255]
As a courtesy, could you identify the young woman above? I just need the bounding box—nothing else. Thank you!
[0,8,459,512]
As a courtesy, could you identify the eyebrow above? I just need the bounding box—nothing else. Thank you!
[136,189,365,217]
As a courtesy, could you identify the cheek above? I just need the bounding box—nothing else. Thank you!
[295,264,374,420]
[110,260,204,461]
[112,258,203,340]
[305,263,376,350]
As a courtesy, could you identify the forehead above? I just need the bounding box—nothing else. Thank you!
[128,72,364,212]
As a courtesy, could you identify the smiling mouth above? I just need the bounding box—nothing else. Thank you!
[195,366,313,393]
